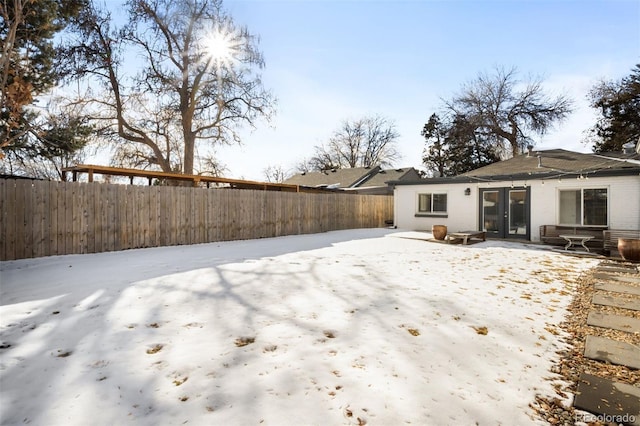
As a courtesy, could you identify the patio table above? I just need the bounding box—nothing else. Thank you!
[560,234,594,252]
[446,231,486,245]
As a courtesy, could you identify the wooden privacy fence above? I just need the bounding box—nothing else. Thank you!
[0,179,394,260]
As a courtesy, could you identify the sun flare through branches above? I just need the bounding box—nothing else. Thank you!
[202,25,242,71]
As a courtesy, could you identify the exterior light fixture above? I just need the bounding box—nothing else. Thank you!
[464,187,471,196]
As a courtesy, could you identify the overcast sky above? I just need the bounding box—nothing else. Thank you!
[207,0,638,180]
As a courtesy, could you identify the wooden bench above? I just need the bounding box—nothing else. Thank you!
[539,225,606,251]
[603,229,640,256]
[446,231,486,245]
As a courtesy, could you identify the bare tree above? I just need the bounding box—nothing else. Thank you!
[64,0,274,175]
[295,158,314,174]
[262,164,288,183]
[309,115,400,170]
[446,66,573,157]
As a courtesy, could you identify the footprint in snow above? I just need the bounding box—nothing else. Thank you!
[263,345,277,353]
[235,336,255,347]
[146,344,164,354]
[54,349,72,357]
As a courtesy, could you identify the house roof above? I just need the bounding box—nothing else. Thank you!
[283,166,380,189]
[284,166,421,190]
[463,149,640,178]
[390,149,640,186]
[357,168,421,187]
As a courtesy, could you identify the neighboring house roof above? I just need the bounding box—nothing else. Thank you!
[284,166,381,189]
[357,168,422,187]
[390,148,640,185]
[284,166,421,190]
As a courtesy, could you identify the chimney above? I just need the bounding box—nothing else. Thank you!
[623,142,636,154]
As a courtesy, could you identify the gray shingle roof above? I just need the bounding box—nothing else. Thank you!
[462,149,640,178]
[283,167,380,188]
[389,149,640,186]
[358,168,422,187]
[284,166,421,189]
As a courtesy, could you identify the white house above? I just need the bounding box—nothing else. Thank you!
[390,147,640,242]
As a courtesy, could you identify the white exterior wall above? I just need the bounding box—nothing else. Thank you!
[530,175,640,240]
[393,183,479,232]
[394,175,640,240]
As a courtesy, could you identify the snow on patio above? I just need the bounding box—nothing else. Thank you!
[0,229,599,425]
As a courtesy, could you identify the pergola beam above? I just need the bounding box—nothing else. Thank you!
[60,164,328,193]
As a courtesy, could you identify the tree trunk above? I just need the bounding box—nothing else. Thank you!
[509,119,519,157]
[183,132,195,175]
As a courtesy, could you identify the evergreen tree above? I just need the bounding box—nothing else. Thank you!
[421,114,449,177]
[445,115,500,175]
[421,113,499,177]
[589,64,640,153]
[1,0,88,159]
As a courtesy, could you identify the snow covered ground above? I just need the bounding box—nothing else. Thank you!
[0,229,599,426]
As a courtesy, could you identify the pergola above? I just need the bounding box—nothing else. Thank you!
[61,164,325,193]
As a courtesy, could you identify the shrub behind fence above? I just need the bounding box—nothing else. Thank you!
[0,179,394,260]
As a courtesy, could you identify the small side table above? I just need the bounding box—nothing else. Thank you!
[559,235,594,252]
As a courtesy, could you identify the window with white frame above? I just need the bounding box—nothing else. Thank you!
[558,188,608,226]
[418,193,447,214]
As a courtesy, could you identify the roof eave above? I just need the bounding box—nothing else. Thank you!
[389,167,640,186]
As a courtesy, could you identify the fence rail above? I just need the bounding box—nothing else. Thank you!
[0,179,394,260]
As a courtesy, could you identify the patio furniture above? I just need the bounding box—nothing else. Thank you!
[445,231,486,245]
[560,234,595,252]
[539,225,605,250]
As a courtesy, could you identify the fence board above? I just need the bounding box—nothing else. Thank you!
[138,186,147,248]
[149,186,158,247]
[105,184,115,252]
[10,180,20,259]
[0,179,393,260]
[180,187,188,245]
[69,182,78,254]
[160,187,175,246]
[82,183,92,254]
[195,189,204,244]
[130,186,139,249]
[116,185,124,250]
[89,183,99,254]
[57,181,67,255]
[16,180,30,259]
[2,181,15,260]
[33,182,42,256]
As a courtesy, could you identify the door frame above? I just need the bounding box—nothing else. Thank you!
[478,187,531,240]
